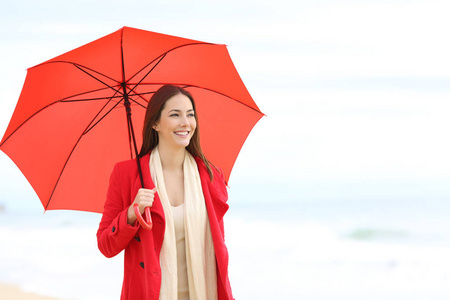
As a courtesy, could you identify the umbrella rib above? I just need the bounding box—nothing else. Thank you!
[0,101,61,147]
[31,60,126,103]
[73,64,123,95]
[61,91,122,103]
[84,94,124,135]
[128,95,148,109]
[58,85,148,109]
[33,60,120,85]
[45,94,123,210]
[125,42,214,95]
[127,42,213,83]
[125,53,167,95]
[58,86,122,103]
[1,102,84,148]
[36,60,126,99]
[192,85,263,115]
[204,87,263,115]
[0,83,130,147]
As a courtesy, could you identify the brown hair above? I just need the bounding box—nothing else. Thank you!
[139,84,214,180]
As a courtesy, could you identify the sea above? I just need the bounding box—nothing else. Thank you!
[1,193,450,300]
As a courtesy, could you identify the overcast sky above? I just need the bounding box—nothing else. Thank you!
[1,0,450,211]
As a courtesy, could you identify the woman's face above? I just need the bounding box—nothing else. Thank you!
[153,93,197,150]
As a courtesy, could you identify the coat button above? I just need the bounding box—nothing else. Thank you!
[140,262,145,269]
[112,226,116,233]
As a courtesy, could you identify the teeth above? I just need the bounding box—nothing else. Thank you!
[175,131,189,136]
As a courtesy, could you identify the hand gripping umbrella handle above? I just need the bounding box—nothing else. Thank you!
[133,203,153,230]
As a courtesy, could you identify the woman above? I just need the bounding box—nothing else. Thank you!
[97,85,234,300]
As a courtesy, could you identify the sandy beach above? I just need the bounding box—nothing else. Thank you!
[0,283,62,300]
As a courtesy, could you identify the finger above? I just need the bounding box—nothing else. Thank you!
[140,188,157,195]
[140,196,154,203]
[138,201,154,212]
[138,188,150,194]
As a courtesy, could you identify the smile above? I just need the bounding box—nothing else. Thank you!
[174,131,189,136]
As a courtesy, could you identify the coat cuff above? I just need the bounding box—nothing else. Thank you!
[109,206,140,238]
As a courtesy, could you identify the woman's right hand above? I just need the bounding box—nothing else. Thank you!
[127,187,157,225]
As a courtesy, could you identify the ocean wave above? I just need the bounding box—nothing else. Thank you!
[347,228,409,241]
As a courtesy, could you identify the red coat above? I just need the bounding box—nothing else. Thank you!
[97,153,234,299]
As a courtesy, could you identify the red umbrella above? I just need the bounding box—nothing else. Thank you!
[0,27,263,221]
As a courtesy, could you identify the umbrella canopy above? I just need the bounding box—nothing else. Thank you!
[0,26,263,213]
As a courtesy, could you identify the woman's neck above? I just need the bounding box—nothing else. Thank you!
[157,144,185,171]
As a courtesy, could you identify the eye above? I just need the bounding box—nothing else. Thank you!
[169,113,179,117]
[188,113,195,117]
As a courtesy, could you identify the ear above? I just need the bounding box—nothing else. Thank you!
[152,123,159,131]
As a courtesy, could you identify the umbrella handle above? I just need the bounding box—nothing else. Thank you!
[133,203,153,230]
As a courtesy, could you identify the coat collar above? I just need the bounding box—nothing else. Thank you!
[136,153,220,225]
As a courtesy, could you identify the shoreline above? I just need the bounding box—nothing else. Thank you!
[0,283,63,300]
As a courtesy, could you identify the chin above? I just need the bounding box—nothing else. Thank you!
[174,140,191,149]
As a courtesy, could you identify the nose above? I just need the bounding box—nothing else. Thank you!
[180,116,190,127]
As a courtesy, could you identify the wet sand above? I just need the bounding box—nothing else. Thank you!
[0,283,62,300]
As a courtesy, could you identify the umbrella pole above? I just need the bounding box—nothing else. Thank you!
[122,83,153,230]
[123,97,144,187]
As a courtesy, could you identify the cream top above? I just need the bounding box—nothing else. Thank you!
[171,203,189,300]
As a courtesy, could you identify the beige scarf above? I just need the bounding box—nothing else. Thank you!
[150,147,217,300]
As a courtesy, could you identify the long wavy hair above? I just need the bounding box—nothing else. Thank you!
[139,84,214,180]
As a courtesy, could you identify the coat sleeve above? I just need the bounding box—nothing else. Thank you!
[97,162,140,258]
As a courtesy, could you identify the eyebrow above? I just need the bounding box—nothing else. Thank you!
[168,109,195,113]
